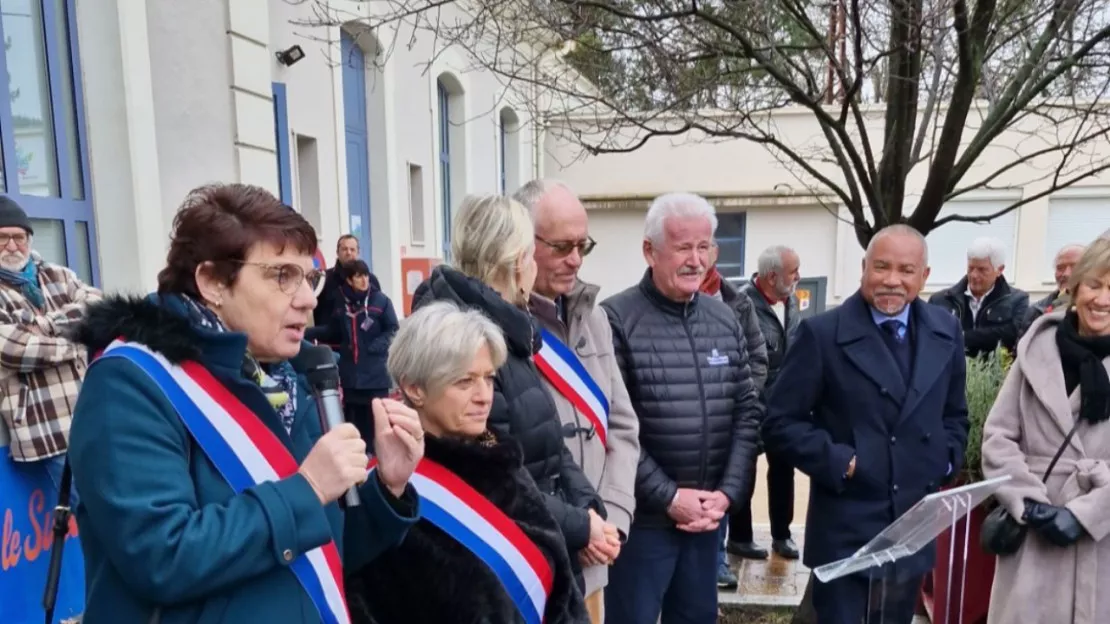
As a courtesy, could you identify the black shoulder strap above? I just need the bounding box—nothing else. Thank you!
[42,455,72,624]
[1041,418,1083,484]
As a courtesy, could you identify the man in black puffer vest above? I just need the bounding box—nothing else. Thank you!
[602,193,762,624]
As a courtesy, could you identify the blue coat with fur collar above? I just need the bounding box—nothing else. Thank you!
[67,294,419,623]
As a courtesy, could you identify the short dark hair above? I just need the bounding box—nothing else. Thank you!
[157,183,318,298]
[343,259,370,277]
[336,234,358,252]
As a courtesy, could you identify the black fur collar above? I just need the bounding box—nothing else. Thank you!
[349,431,588,624]
[71,294,203,364]
[424,431,522,478]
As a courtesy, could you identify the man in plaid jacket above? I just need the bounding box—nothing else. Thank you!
[0,196,101,500]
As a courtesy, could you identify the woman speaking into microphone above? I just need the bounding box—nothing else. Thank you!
[67,183,423,623]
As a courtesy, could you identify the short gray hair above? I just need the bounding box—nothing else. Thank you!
[967,236,1007,267]
[757,245,796,277]
[867,224,929,264]
[387,301,508,396]
[512,179,574,215]
[1056,243,1086,259]
[644,192,718,245]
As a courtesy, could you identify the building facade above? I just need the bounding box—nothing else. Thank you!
[545,107,1110,306]
[4,0,542,305]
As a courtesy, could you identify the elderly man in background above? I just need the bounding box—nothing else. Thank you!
[602,192,762,624]
[727,245,803,563]
[927,236,1029,357]
[1020,243,1084,336]
[698,243,768,589]
[0,196,101,501]
[763,225,968,624]
[513,179,641,624]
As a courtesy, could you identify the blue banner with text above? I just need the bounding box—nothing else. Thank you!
[0,446,85,623]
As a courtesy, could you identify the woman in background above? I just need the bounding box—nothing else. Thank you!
[308,258,399,441]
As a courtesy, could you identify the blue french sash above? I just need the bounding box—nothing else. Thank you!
[368,458,554,623]
[533,327,610,446]
[97,340,351,624]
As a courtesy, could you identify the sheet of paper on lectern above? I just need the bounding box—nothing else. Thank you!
[813,475,1011,583]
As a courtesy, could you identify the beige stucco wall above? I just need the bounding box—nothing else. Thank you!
[544,106,1110,304]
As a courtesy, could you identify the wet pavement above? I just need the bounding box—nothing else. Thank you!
[721,525,810,607]
[720,457,930,622]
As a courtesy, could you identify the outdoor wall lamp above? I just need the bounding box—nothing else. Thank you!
[276,45,306,66]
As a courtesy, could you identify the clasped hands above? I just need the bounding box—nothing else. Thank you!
[1023,499,1086,547]
[668,488,730,533]
[579,508,622,567]
[298,398,425,504]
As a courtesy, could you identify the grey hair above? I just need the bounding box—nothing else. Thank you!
[967,236,1007,267]
[1056,243,1087,259]
[387,300,508,396]
[757,245,797,278]
[867,224,929,264]
[512,179,574,216]
[643,192,718,245]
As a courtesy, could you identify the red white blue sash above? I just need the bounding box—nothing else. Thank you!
[368,458,553,624]
[533,327,610,446]
[96,340,350,624]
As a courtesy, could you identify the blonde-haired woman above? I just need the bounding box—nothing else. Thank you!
[348,301,588,623]
[982,237,1110,623]
[413,194,619,593]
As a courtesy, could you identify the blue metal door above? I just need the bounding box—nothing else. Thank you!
[341,32,372,263]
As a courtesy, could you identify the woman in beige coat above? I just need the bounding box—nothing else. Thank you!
[982,238,1110,624]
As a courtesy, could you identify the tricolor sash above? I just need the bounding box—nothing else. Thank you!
[368,458,554,624]
[97,340,350,624]
[533,327,610,446]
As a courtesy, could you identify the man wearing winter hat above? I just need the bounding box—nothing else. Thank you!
[0,196,101,501]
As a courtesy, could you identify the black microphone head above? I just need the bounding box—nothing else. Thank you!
[293,344,340,390]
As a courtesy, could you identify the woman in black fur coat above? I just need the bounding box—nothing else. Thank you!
[347,300,588,624]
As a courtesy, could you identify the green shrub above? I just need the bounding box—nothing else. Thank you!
[961,346,1012,483]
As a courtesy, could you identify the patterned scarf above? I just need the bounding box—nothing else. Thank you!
[0,257,44,309]
[181,296,298,434]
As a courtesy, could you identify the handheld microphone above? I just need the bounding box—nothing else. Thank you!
[294,344,361,508]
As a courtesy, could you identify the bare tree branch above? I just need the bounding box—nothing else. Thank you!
[289,0,1110,248]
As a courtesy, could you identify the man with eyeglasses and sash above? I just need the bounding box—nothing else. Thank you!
[0,196,101,504]
[515,180,641,624]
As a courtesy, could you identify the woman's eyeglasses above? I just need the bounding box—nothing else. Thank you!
[535,236,596,258]
[234,261,324,294]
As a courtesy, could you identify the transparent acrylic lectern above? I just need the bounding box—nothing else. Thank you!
[812,475,1010,624]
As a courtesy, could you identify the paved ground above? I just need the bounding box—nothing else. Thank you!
[722,457,929,623]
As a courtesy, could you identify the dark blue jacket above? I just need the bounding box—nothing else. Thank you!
[68,294,419,623]
[762,292,969,580]
[307,283,398,392]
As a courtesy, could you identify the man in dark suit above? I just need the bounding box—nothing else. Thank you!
[762,224,969,624]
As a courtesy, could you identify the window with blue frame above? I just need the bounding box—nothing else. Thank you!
[716,212,747,282]
[272,82,293,206]
[0,0,97,285]
[437,79,451,258]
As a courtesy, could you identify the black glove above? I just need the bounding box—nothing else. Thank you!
[1023,500,1086,547]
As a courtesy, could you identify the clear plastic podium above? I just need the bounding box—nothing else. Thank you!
[811,475,1010,624]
